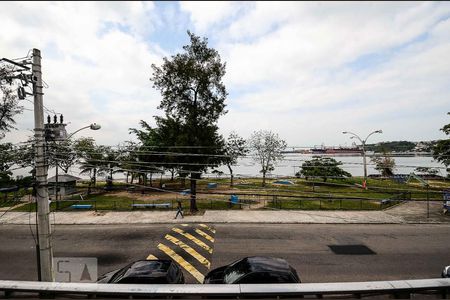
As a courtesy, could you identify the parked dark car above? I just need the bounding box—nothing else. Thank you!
[204,256,300,284]
[442,265,450,278]
[97,260,184,284]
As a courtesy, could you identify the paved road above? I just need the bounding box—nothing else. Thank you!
[0,224,449,284]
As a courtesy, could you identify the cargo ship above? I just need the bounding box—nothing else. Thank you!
[310,146,363,155]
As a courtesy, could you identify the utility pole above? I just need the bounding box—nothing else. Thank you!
[32,48,54,281]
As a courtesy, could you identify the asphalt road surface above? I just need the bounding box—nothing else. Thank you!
[0,224,449,284]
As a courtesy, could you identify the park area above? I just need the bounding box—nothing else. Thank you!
[2,176,449,214]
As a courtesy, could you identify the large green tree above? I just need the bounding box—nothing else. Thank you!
[0,85,23,139]
[248,130,287,187]
[129,121,164,187]
[0,85,24,184]
[224,132,248,187]
[0,142,15,185]
[297,156,351,182]
[433,113,450,175]
[150,31,227,213]
[47,139,78,174]
[74,137,105,194]
[371,152,396,177]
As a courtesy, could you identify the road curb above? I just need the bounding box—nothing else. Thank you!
[2,221,449,225]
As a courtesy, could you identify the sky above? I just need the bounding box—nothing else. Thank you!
[1,1,450,149]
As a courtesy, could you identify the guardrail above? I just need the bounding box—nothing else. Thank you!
[1,278,449,298]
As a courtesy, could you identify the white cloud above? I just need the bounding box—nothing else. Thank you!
[179,1,243,33]
[214,2,450,146]
[1,1,450,153]
[1,1,162,146]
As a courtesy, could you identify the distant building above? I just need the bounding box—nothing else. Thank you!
[413,141,432,152]
[48,174,81,196]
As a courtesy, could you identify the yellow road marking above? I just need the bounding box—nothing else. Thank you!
[172,227,213,254]
[146,254,158,260]
[195,229,215,243]
[157,243,204,283]
[199,224,216,234]
[165,234,211,269]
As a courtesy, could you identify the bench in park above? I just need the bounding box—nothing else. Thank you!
[70,204,93,209]
[131,203,171,209]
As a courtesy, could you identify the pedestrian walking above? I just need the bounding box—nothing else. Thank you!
[175,200,184,219]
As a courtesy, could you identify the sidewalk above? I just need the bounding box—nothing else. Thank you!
[1,201,448,224]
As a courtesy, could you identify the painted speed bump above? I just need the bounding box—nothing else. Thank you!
[146,224,216,283]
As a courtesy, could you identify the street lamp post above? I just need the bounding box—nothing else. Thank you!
[342,130,383,181]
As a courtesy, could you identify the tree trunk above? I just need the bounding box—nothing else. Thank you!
[149,173,153,187]
[262,170,266,187]
[170,169,174,181]
[93,169,97,186]
[126,172,129,183]
[87,170,92,195]
[190,172,199,213]
[227,164,234,187]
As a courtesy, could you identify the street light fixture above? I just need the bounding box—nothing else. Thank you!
[67,123,101,139]
[342,130,383,181]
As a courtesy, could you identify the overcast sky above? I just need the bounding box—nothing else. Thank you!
[1,1,450,148]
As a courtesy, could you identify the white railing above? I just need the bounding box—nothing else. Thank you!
[1,278,449,298]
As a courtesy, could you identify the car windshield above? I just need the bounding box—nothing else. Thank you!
[111,261,171,283]
[223,259,252,284]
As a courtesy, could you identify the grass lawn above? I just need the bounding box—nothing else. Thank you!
[13,193,244,212]
[266,198,395,210]
[12,176,448,212]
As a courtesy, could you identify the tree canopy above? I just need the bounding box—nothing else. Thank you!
[248,130,287,186]
[371,152,396,177]
[0,85,23,139]
[296,156,351,182]
[223,132,248,186]
[433,113,450,174]
[149,31,228,212]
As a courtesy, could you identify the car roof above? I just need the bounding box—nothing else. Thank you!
[237,256,292,273]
